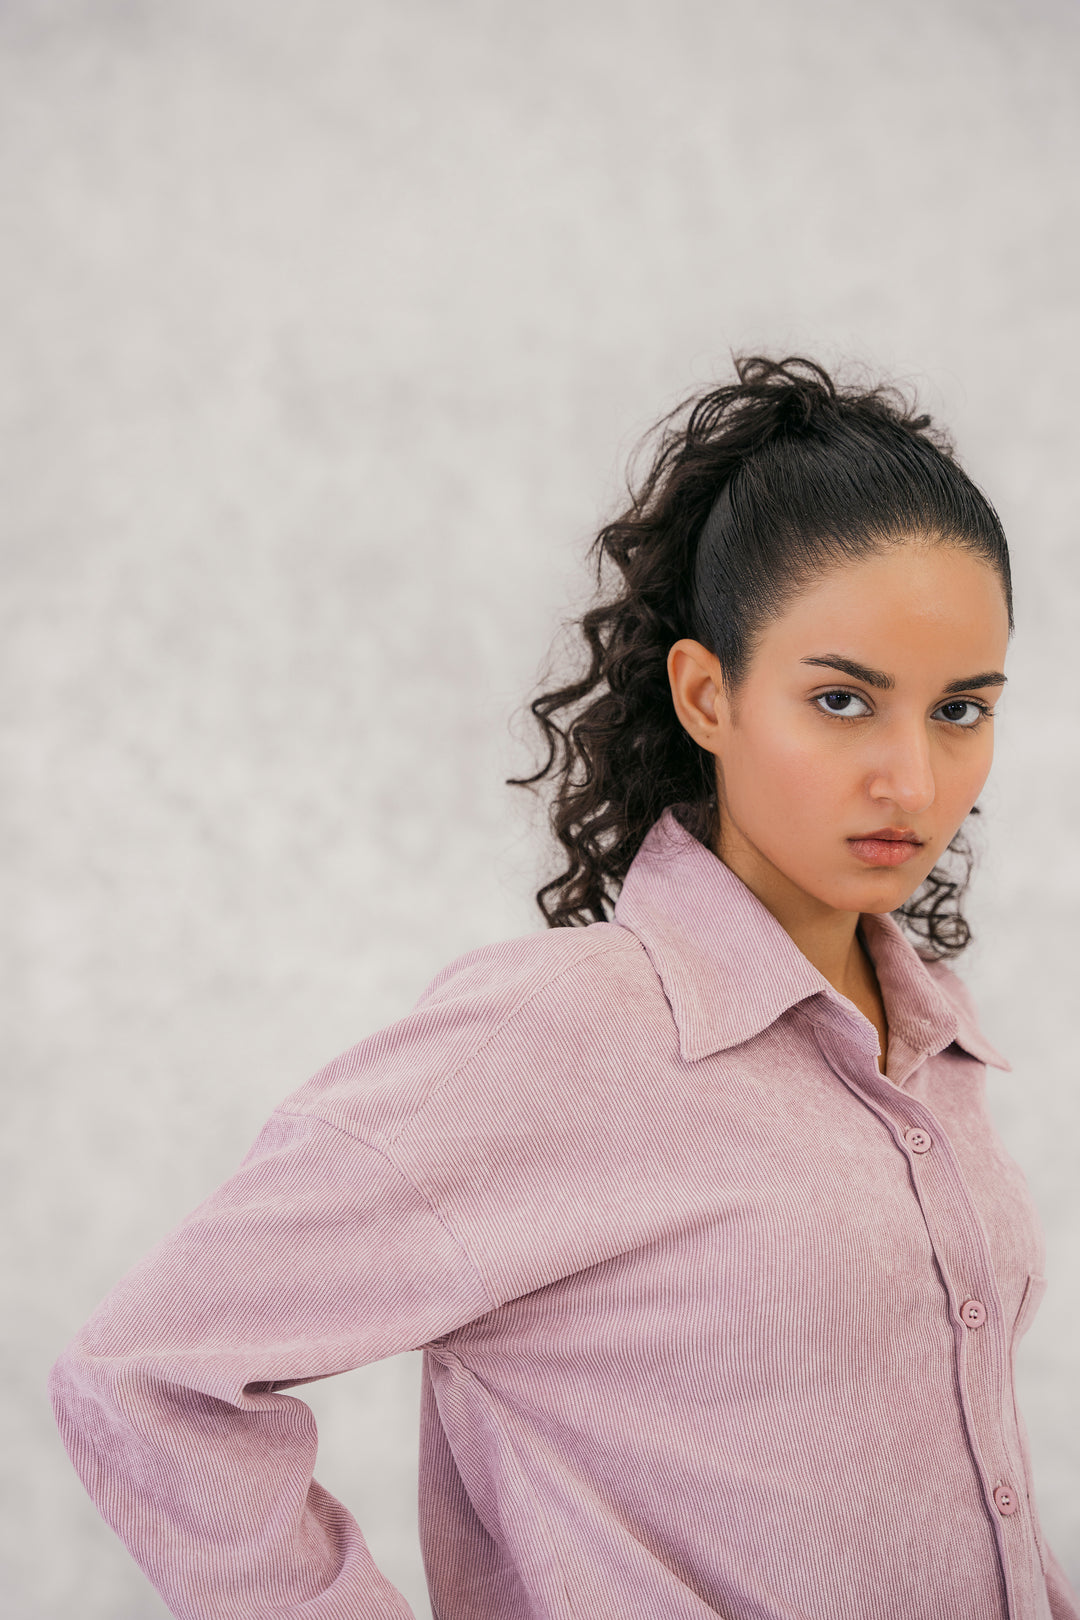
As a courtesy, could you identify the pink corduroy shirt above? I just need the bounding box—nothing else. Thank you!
[50,807,1077,1620]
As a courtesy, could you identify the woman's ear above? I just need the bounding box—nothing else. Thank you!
[666,639,728,757]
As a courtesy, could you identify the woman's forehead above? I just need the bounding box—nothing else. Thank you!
[756,549,1010,672]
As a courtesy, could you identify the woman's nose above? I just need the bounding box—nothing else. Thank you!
[866,722,936,813]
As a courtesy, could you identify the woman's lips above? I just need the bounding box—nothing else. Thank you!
[847,836,924,867]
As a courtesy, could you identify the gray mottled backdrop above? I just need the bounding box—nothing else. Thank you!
[4,2,1078,1615]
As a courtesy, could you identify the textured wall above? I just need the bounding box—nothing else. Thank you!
[4,2,1079,1614]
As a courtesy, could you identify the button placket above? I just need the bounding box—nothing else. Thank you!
[812,1029,1034,1606]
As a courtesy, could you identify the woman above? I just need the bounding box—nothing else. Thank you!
[50,356,1077,1619]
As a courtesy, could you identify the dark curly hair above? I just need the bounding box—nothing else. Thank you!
[507,355,1013,960]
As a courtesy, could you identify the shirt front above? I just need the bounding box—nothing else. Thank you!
[50,807,1077,1620]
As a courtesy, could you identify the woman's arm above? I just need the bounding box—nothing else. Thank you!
[48,1106,496,1620]
[1046,1544,1080,1620]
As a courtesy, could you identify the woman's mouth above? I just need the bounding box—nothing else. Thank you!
[846,833,925,867]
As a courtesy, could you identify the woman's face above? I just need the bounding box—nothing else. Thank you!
[668,542,1011,920]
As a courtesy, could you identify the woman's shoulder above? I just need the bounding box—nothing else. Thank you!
[919,952,983,1027]
[274,919,661,1146]
[919,953,1012,1071]
[413,917,645,1012]
[919,951,969,998]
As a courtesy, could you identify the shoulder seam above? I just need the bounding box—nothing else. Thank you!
[387,930,638,1146]
[276,927,641,1204]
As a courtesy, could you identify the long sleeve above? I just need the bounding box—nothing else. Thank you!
[1046,1544,1080,1620]
[48,1108,495,1620]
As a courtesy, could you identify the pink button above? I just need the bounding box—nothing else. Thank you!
[993,1484,1019,1517]
[904,1126,932,1154]
[960,1298,987,1329]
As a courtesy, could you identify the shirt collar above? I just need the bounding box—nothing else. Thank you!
[612,807,1011,1073]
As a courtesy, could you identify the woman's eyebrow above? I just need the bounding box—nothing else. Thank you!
[800,654,1008,694]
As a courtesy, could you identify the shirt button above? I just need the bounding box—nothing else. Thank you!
[960,1298,987,1329]
[904,1125,932,1154]
[993,1484,1019,1517]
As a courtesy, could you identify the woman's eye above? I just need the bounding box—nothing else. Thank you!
[933,699,988,728]
[814,690,872,718]
[812,691,991,727]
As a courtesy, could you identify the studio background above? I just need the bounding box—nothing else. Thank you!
[4,2,1079,1614]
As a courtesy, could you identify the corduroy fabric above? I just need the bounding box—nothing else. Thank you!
[49,808,1077,1620]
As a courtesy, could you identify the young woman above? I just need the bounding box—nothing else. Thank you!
[50,356,1077,1619]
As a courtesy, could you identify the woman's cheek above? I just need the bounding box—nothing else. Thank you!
[940,738,993,820]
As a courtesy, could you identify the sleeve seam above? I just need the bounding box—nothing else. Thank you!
[272,932,639,1313]
[271,1107,503,1312]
